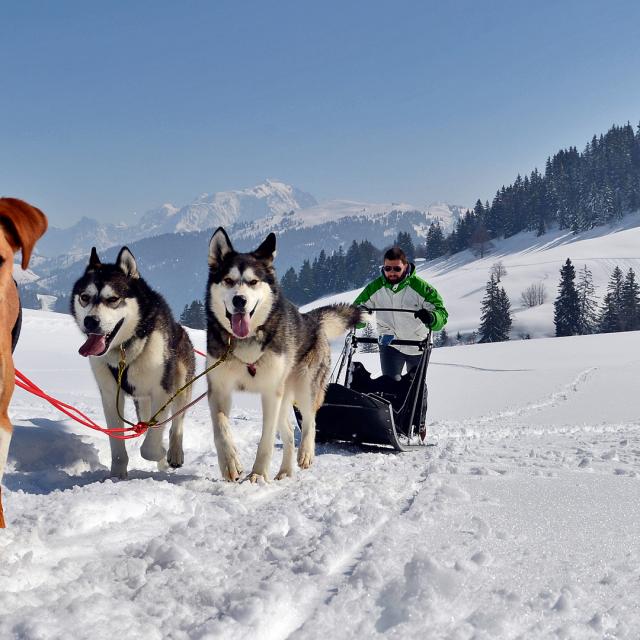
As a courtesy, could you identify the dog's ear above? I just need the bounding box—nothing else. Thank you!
[87,247,101,270]
[116,246,139,279]
[253,232,277,265]
[0,197,48,270]
[208,227,234,268]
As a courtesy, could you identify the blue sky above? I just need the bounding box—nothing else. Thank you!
[2,0,639,227]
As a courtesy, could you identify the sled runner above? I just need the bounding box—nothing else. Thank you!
[303,309,433,451]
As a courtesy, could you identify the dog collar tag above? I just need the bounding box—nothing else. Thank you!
[247,363,257,377]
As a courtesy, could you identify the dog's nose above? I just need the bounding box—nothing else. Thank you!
[232,295,247,310]
[84,316,100,333]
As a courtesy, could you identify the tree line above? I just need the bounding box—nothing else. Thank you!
[554,259,640,336]
[423,122,640,260]
[442,258,640,347]
[280,232,415,305]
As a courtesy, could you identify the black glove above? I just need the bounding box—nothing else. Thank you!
[414,308,435,327]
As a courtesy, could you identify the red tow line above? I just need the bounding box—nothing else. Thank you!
[14,348,209,440]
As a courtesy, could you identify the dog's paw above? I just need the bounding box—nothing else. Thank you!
[275,467,293,481]
[109,468,128,480]
[297,446,315,469]
[140,443,166,462]
[167,447,184,469]
[248,471,269,484]
[220,456,243,482]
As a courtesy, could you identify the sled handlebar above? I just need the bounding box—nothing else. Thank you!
[351,336,431,347]
[360,306,426,314]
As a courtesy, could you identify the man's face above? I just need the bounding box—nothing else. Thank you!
[383,259,407,283]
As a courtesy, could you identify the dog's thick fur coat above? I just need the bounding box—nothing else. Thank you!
[0,198,48,527]
[205,228,363,482]
[71,247,195,479]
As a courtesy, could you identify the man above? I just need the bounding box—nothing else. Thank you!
[354,246,447,434]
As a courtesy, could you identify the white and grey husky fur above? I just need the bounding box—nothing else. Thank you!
[205,228,364,482]
[71,247,195,478]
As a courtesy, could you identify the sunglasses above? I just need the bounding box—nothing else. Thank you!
[383,265,404,273]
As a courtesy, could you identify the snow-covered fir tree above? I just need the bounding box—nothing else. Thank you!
[179,299,205,329]
[598,266,624,333]
[360,323,379,353]
[478,275,512,342]
[393,231,415,262]
[554,258,581,336]
[576,265,599,334]
[280,267,300,303]
[424,222,447,260]
[435,328,449,347]
[620,268,640,331]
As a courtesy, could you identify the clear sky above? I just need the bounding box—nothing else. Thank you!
[2,0,639,227]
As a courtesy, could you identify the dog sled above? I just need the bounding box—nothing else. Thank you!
[306,308,434,451]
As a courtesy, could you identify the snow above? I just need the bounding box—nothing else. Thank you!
[233,200,465,241]
[2,309,640,638]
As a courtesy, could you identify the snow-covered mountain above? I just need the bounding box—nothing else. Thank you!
[25,180,466,311]
[36,180,319,258]
[232,199,465,241]
[136,180,318,236]
[36,181,464,261]
[35,216,133,258]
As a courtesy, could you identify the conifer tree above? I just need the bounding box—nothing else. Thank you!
[394,231,415,262]
[478,276,512,342]
[297,260,315,304]
[332,246,348,292]
[554,259,581,336]
[425,222,446,260]
[576,265,599,334]
[180,299,205,329]
[345,240,361,289]
[436,328,449,347]
[281,267,301,303]
[360,323,379,353]
[620,267,640,331]
[597,266,624,333]
[191,300,205,329]
[497,287,513,338]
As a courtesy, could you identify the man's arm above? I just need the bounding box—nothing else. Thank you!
[409,278,448,331]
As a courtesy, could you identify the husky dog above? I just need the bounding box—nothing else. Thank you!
[205,227,364,483]
[71,247,195,479]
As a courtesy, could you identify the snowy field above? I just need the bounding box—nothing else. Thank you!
[1,310,640,639]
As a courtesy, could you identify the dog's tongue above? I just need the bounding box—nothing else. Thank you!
[79,334,106,357]
[231,312,251,338]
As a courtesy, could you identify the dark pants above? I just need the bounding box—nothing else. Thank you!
[379,345,428,429]
[379,344,421,378]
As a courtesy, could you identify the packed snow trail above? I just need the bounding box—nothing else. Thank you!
[1,311,639,639]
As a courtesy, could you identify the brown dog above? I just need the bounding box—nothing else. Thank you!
[0,198,48,527]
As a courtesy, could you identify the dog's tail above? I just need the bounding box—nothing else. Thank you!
[308,303,368,340]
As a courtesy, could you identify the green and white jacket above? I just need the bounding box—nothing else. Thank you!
[354,264,448,355]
